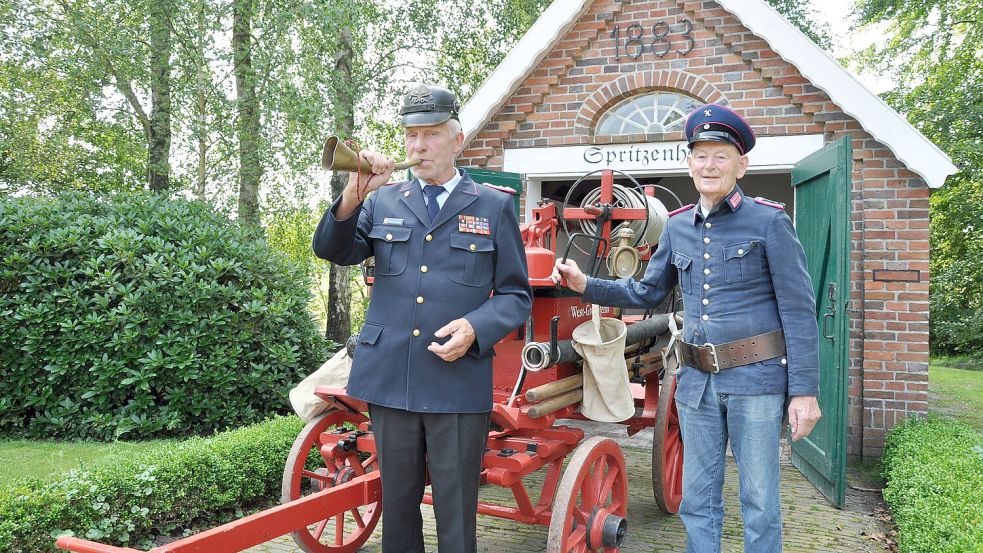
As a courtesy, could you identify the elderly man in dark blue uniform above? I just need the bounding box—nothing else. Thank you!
[312,84,532,553]
[553,104,822,553]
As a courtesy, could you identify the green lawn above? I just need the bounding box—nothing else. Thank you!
[929,357,983,432]
[0,439,172,487]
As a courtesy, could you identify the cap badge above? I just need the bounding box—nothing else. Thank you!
[704,124,711,129]
[704,109,712,117]
[408,85,432,105]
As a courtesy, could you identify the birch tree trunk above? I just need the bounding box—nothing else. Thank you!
[326,26,355,342]
[233,0,261,225]
[148,0,172,191]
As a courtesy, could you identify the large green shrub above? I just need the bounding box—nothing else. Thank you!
[0,193,328,439]
[882,416,983,552]
[0,415,305,552]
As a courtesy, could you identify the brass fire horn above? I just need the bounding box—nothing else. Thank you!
[320,136,420,171]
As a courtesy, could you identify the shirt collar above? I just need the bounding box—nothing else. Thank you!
[418,168,462,195]
[693,185,745,224]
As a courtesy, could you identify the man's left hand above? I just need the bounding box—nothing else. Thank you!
[429,318,477,362]
[787,396,822,441]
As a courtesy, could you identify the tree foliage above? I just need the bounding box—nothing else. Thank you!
[766,0,833,49]
[1,0,843,343]
[0,0,835,198]
[0,0,147,194]
[852,0,983,356]
[0,0,558,412]
[0,0,551,204]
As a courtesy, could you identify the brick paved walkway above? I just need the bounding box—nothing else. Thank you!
[248,422,891,552]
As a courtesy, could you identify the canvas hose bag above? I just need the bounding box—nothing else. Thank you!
[571,305,634,422]
[289,347,352,422]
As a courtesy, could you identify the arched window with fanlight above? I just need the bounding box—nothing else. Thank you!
[595,92,703,136]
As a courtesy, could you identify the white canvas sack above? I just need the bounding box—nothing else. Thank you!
[289,348,352,422]
[571,305,634,422]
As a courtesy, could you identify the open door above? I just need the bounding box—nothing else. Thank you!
[790,137,852,508]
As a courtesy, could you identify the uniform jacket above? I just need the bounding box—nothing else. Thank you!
[312,169,532,413]
[583,186,819,408]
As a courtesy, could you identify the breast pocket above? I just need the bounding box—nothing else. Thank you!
[671,252,693,294]
[369,225,412,276]
[448,233,495,287]
[724,241,762,283]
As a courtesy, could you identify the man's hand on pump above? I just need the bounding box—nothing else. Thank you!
[551,258,588,294]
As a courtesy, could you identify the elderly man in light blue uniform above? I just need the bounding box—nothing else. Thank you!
[313,84,532,553]
[553,104,822,553]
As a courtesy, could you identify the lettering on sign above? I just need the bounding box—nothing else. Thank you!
[609,19,694,60]
[583,144,689,167]
[569,305,614,319]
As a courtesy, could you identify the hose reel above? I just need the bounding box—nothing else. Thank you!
[575,185,668,251]
[560,169,675,279]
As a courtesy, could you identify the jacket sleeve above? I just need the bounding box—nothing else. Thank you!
[463,194,533,357]
[582,223,677,308]
[765,211,820,397]
[312,195,375,266]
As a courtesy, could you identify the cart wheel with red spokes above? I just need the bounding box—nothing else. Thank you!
[281,410,381,553]
[652,369,683,514]
[547,436,629,553]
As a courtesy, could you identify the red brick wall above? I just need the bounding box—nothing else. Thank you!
[461,0,930,458]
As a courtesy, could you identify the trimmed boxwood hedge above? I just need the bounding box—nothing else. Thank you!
[882,416,983,552]
[0,415,305,552]
[0,192,329,439]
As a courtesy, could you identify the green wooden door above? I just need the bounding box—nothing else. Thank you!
[463,167,523,217]
[790,137,852,508]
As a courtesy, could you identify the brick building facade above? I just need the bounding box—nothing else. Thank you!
[456,0,955,458]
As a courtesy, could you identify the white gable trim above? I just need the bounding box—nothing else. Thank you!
[459,0,593,144]
[715,0,955,188]
[460,0,956,188]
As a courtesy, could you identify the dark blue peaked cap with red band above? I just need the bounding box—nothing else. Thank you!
[684,104,757,155]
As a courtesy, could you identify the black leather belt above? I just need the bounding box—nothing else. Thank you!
[679,329,786,373]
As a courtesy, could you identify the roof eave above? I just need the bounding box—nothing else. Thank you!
[715,0,957,188]
[460,0,595,146]
[461,0,958,188]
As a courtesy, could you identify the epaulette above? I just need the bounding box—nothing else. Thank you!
[668,204,695,217]
[478,182,517,195]
[385,180,407,187]
[753,197,785,209]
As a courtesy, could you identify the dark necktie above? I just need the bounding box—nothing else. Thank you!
[424,185,445,223]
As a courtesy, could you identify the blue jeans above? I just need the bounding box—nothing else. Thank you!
[676,377,785,553]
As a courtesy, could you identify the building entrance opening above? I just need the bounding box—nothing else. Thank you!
[536,171,795,285]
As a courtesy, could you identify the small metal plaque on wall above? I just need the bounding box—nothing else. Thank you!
[872,270,922,282]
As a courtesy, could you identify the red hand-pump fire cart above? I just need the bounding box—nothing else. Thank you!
[56,169,684,553]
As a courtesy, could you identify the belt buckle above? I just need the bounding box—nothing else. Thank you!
[704,342,721,374]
